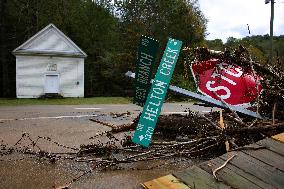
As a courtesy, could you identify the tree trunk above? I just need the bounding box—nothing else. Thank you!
[0,0,10,97]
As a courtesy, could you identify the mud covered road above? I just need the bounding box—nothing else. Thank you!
[0,103,216,189]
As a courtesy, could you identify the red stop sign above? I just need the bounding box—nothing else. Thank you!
[191,59,262,106]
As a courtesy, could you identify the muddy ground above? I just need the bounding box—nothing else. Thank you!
[0,103,217,189]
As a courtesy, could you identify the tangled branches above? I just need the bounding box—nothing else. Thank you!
[183,46,284,119]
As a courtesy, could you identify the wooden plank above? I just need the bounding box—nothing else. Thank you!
[272,132,284,143]
[173,165,231,189]
[219,152,284,189]
[242,147,284,172]
[257,138,284,156]
[199,157,274,189]
[142,174,191,189]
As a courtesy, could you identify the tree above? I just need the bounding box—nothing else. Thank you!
[223,35,284,65]
[205,39,224,51]
[0,0,9,96]
[116,0,207,92]
[0,0,209,97]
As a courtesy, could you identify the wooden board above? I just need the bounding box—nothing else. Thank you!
[219,152,284,189]
[272,132,284,143]
[173,165,230,189]
[242,147,284,172]
[199,157,274,189]
[143,137,284,189]
[142,174,191,189]
[257,138,284,156]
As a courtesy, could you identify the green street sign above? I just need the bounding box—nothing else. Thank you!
[134,36,159,107]
[132,38,183,147]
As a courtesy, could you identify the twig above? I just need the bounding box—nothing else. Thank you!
[230,146,266,152]
[181,141,220,156]
[226,114,248,127]
[184,137,219,153]
[196,113,222,130]
[218,110,230,152]
[61,169,93,189]
[213,91,246,126]
[14,133,27,146]
[272,103,277,125]
[249,119,258,127]
[213,154,237,181]
[219,110,225,129]
[249,54,260,123]
[151,141,180,145]
[89,118,116,129]
[125,150,154,160]
[225,122,284,134]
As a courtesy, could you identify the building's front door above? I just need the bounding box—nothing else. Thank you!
[45,74,59,93]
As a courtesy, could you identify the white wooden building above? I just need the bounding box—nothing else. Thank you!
[13,24,87,98]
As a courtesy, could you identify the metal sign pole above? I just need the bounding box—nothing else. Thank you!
[126,71,263,119]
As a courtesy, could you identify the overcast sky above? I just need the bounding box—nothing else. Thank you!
[198,0,284,42]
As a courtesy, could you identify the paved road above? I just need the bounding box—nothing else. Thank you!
[0,103,216,119]
[0,103,216,149]
[0,103,216,189]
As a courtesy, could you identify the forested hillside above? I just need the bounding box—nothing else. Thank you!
[205,35,284,66]
[1,0,282,98]
[0,0,206,97]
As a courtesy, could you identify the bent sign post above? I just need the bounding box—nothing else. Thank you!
[132,38,183,147]
[125,71,262,119]
[134,36,159,106]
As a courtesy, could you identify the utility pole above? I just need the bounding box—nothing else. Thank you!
[270,0,274,64]
[265,0,274,64]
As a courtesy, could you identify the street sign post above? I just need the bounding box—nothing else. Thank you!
[134,36,159,106]
[132,38,183,147]
[125,71,262,119]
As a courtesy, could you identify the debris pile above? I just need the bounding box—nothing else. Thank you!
[186,46,284,119]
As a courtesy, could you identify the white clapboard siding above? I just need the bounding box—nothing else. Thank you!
[16,56,84,98]
[25,30,78,53]
[13,24,86,98]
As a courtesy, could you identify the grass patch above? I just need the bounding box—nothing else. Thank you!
[0,97,132,106]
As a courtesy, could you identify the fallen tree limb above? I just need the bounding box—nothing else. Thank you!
[111,123,135,133]
[89,118,135,133]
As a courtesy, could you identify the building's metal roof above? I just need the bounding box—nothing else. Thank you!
[13,24,87,58]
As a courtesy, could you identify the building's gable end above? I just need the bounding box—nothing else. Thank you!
[13,24,87,57]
